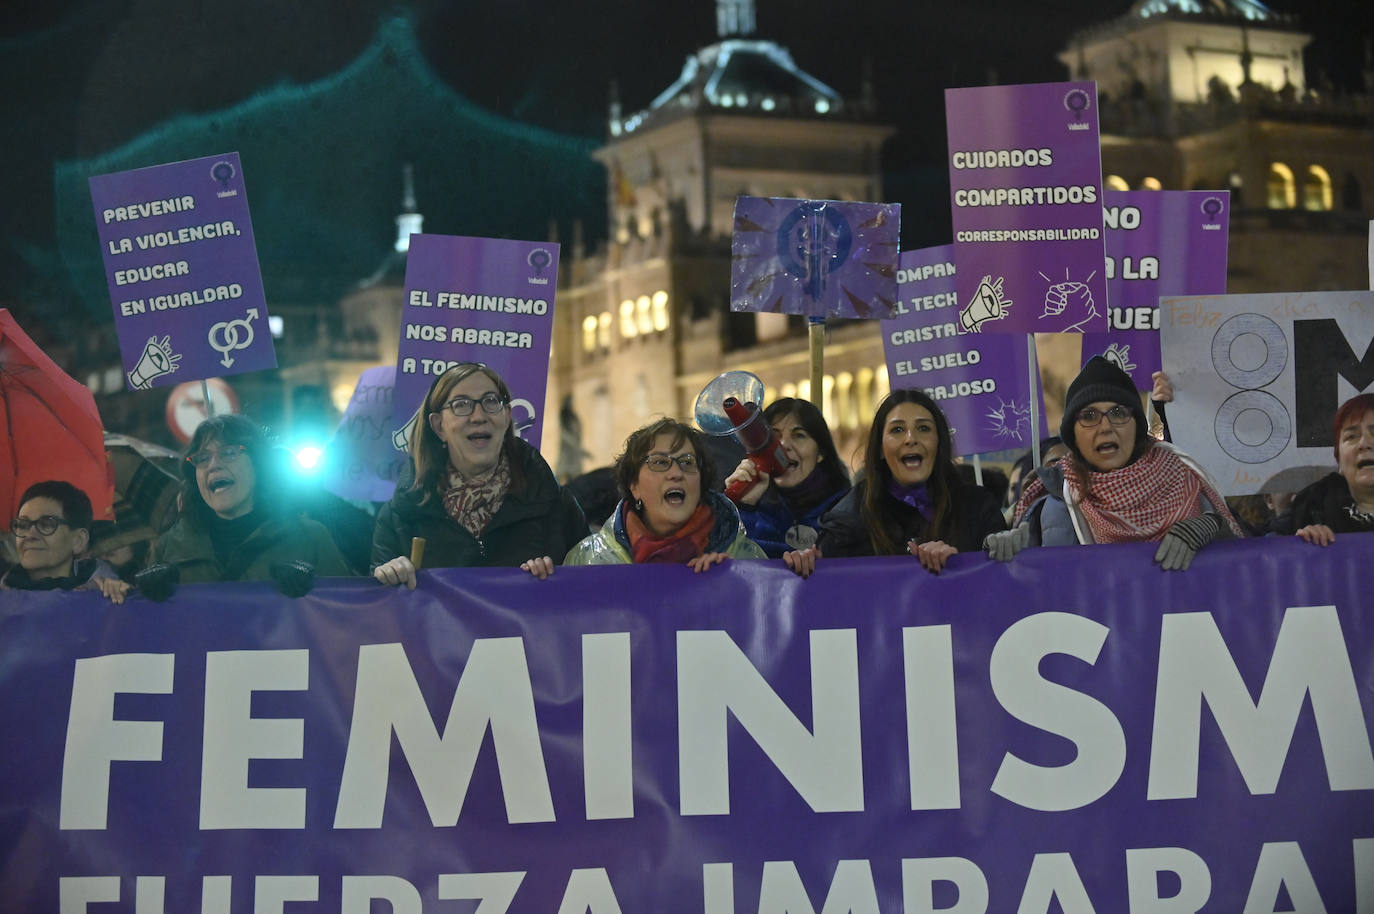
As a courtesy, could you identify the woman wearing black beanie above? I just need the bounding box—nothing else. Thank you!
[985,356,1242,570]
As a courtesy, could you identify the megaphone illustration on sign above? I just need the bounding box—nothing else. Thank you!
[959,275,1011,333]
[392,407,421,454]
[127,335,182,390]
[694,370,792,502]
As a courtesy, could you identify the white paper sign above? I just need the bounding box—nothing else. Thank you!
[1159,290,1374,496]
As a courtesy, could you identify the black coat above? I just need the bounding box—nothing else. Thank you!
[371,438,587,570]
[1285,471,1374,535]
[818,477,1007,557]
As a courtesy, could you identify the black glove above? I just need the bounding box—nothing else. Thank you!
[270,560,316,598]
[134,563,180,602]
[1154,513,1222,571]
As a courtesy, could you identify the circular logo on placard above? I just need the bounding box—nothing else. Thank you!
[1064,89,1091,120]
[776,202,852,282]
[210,160,236,188]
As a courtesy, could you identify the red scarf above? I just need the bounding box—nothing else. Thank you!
[1015,443,1242,544]
[624,501,715,563]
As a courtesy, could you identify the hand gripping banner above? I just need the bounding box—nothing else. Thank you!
[2,536,1372,912]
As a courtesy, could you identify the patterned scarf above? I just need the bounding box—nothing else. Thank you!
[441,453,511,537]
[1015,443,1241,544]
[624,501,714,564]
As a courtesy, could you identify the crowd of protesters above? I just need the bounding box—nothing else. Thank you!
[5,359,1373,601]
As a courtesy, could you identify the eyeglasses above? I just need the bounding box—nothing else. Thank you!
[643,453,700,473]
[439,393,508,417]
[187,444,248,468]
[1075,405,1134,428]
[12,515,70,535]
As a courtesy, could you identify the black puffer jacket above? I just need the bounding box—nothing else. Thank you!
[371,438,587,570]
[818,477,1007,557]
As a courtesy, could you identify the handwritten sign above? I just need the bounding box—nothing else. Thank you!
[89,152,275,390]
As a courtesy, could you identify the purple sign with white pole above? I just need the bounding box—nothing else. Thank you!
[884,246,1048,455]
[731,196,900,318]
[392,234,559,451]
[89,152,275,390]
[946,81,1107,334]
[1081,190,1231,388]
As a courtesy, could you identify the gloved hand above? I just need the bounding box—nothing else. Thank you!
[983,525,1030,562]
[134,563,179,602]
[270,560,316,598]
[1154,513,1223,571]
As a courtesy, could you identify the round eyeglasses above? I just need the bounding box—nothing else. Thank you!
[12,515,71,535]
[187,444,248,468]
[643,453,700,473]
[440,393,508,417]
[1075,405,1134,428]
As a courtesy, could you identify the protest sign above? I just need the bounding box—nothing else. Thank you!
[730,196,901,319]
[1160,290,1374,495]
[883,245,1047,455]
[1081,191,1230,388]
[393,234,559,451]
[323,365,406,503]
[2,538,1371,912]
[946,81,1106,335]
[89,152,275,390]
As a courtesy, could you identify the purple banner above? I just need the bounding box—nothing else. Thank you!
[322,365,406,504]
[946,82,1107,334]
[89,152,275,390]
[731,196,900,319]
[884,245,1049,455]
[1082,191,1231,388]
[3,537,1372,912]
[393,234,559,451]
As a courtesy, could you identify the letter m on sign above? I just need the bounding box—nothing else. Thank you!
[1293,319,1374,446]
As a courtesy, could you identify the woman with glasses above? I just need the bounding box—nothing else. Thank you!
[817,390,1006,574]
[986,356,1241,569]
[150,414,350,584]
[372,363,586,587]
[563,418,765,569]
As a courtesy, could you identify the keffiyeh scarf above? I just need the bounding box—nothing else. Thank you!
[1015,443,1241,544]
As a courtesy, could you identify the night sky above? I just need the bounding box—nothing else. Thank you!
[1,0,1368,330]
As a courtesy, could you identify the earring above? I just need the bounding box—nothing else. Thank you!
[634,498,643,512]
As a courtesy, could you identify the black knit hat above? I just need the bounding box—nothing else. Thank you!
[1060,356,1145,451]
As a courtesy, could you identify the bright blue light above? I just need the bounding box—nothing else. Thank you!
[293,445,324,473]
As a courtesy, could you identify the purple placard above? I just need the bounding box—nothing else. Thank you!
[392,234,559,451]
[322,365,406,503]
[884,245,1049,455]
[2,537,1371,911]
[731,196,900,318]
[89,152,275,390]
[1081,191,1230,388]
[946,82,1107,334]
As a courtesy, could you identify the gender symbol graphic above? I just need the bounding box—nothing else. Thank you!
[776,202,852,301]
[208,308,259,368]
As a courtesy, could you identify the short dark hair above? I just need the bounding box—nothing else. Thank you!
[612,419,716,503]
[179,414,274,529]
[18,480,94,532]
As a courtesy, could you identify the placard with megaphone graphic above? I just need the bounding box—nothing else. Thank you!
[89,151,276,391]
